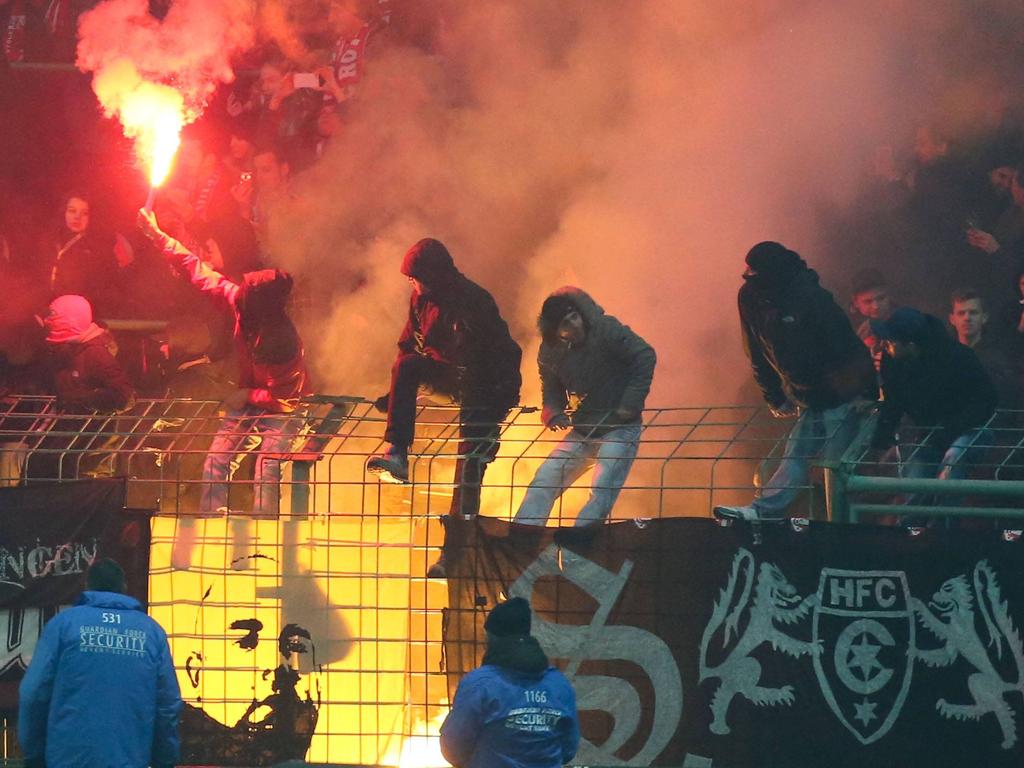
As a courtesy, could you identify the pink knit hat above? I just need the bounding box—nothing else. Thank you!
[44,295,103,344]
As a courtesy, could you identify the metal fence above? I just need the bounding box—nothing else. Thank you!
[3,394,1024,766]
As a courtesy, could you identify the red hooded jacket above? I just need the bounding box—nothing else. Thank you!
[155,236,311,413]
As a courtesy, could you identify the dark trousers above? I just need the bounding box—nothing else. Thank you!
[384,353,511,517]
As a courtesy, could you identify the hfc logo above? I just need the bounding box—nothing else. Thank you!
[700,550,1024,749]
[813,569,913,744]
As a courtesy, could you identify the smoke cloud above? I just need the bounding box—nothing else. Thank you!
[253,0,1024,407]
[77,0,255,176]
[74,0,1024,406]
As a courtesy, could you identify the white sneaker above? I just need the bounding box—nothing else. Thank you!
[713,505,784,522]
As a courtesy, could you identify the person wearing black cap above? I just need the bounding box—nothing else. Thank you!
[440,597,579,768]
[367,238,522,578]
[715,242,878,521]
[870,306,997,490]
[18,558,181,768]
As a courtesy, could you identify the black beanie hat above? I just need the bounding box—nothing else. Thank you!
[744,241,806,277]
[484,597,532,637]
[87,558,125,593]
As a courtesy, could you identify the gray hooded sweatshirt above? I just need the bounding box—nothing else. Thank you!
[537,286,656,437]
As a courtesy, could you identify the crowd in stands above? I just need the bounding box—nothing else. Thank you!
[834,113,1024,414]
[4,2,1024,524]
[1,0,402,402]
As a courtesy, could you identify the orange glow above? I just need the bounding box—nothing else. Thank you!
[390,711,451,768]
[396,732,450,768]
[140,104,183,188]
[92,59,186,188]
[150,513,453,766]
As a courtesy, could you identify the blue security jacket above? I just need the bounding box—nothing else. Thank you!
[18,591,182,768]
[440,636,579,768]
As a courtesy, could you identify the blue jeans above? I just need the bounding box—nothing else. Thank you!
[514,424,641,527]
[753,402,863,516]
[200,406,301,514]
[894,427,991,508]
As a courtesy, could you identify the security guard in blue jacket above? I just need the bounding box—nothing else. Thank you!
[440,597,579,768]
[18,558,181,768]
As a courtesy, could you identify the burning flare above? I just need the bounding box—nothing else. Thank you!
[76,0,255,192]
[93,59,184,188]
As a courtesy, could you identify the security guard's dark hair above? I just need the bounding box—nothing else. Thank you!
[86,558,125,593]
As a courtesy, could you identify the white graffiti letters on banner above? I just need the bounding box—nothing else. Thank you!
[0,608,47,675]
[699,549,820,736]
[813,569,913,744]
[912,561,1024,749]
[511,545,682,767]
[702,551,1024,751]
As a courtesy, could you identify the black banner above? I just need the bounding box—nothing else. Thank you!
[445,517,1024,768]
[0,479,150,709]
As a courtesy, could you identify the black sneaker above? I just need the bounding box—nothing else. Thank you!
[367,451,409,484]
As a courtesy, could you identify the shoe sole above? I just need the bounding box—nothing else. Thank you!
[367,463,409,485]
[712,508,786,523]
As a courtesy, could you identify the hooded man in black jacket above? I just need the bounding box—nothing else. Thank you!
[367,238,522,577]
[513,287,656,528]
[871,307,996,490]
[715,242,878,521]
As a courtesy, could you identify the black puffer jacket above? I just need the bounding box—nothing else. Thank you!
[875,313,997,447]
[536,287,656,437]
[739,267,877,410]
[398,239,521,407]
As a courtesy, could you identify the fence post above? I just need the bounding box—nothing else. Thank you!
[824,407,877,524]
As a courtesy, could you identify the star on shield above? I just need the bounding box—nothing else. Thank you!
[849,633,884,682]
[854,698,878,726]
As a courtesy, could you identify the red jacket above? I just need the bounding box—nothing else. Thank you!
[156,236,311,413]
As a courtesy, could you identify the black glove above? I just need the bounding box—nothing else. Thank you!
[372,393,389,413]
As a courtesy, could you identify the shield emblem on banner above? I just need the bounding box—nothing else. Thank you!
[812,569,914,744]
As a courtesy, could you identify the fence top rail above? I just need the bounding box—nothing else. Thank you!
[5,393,1024,481]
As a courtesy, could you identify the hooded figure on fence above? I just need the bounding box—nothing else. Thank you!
[366,238,521,578]
[513,286,656,530]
